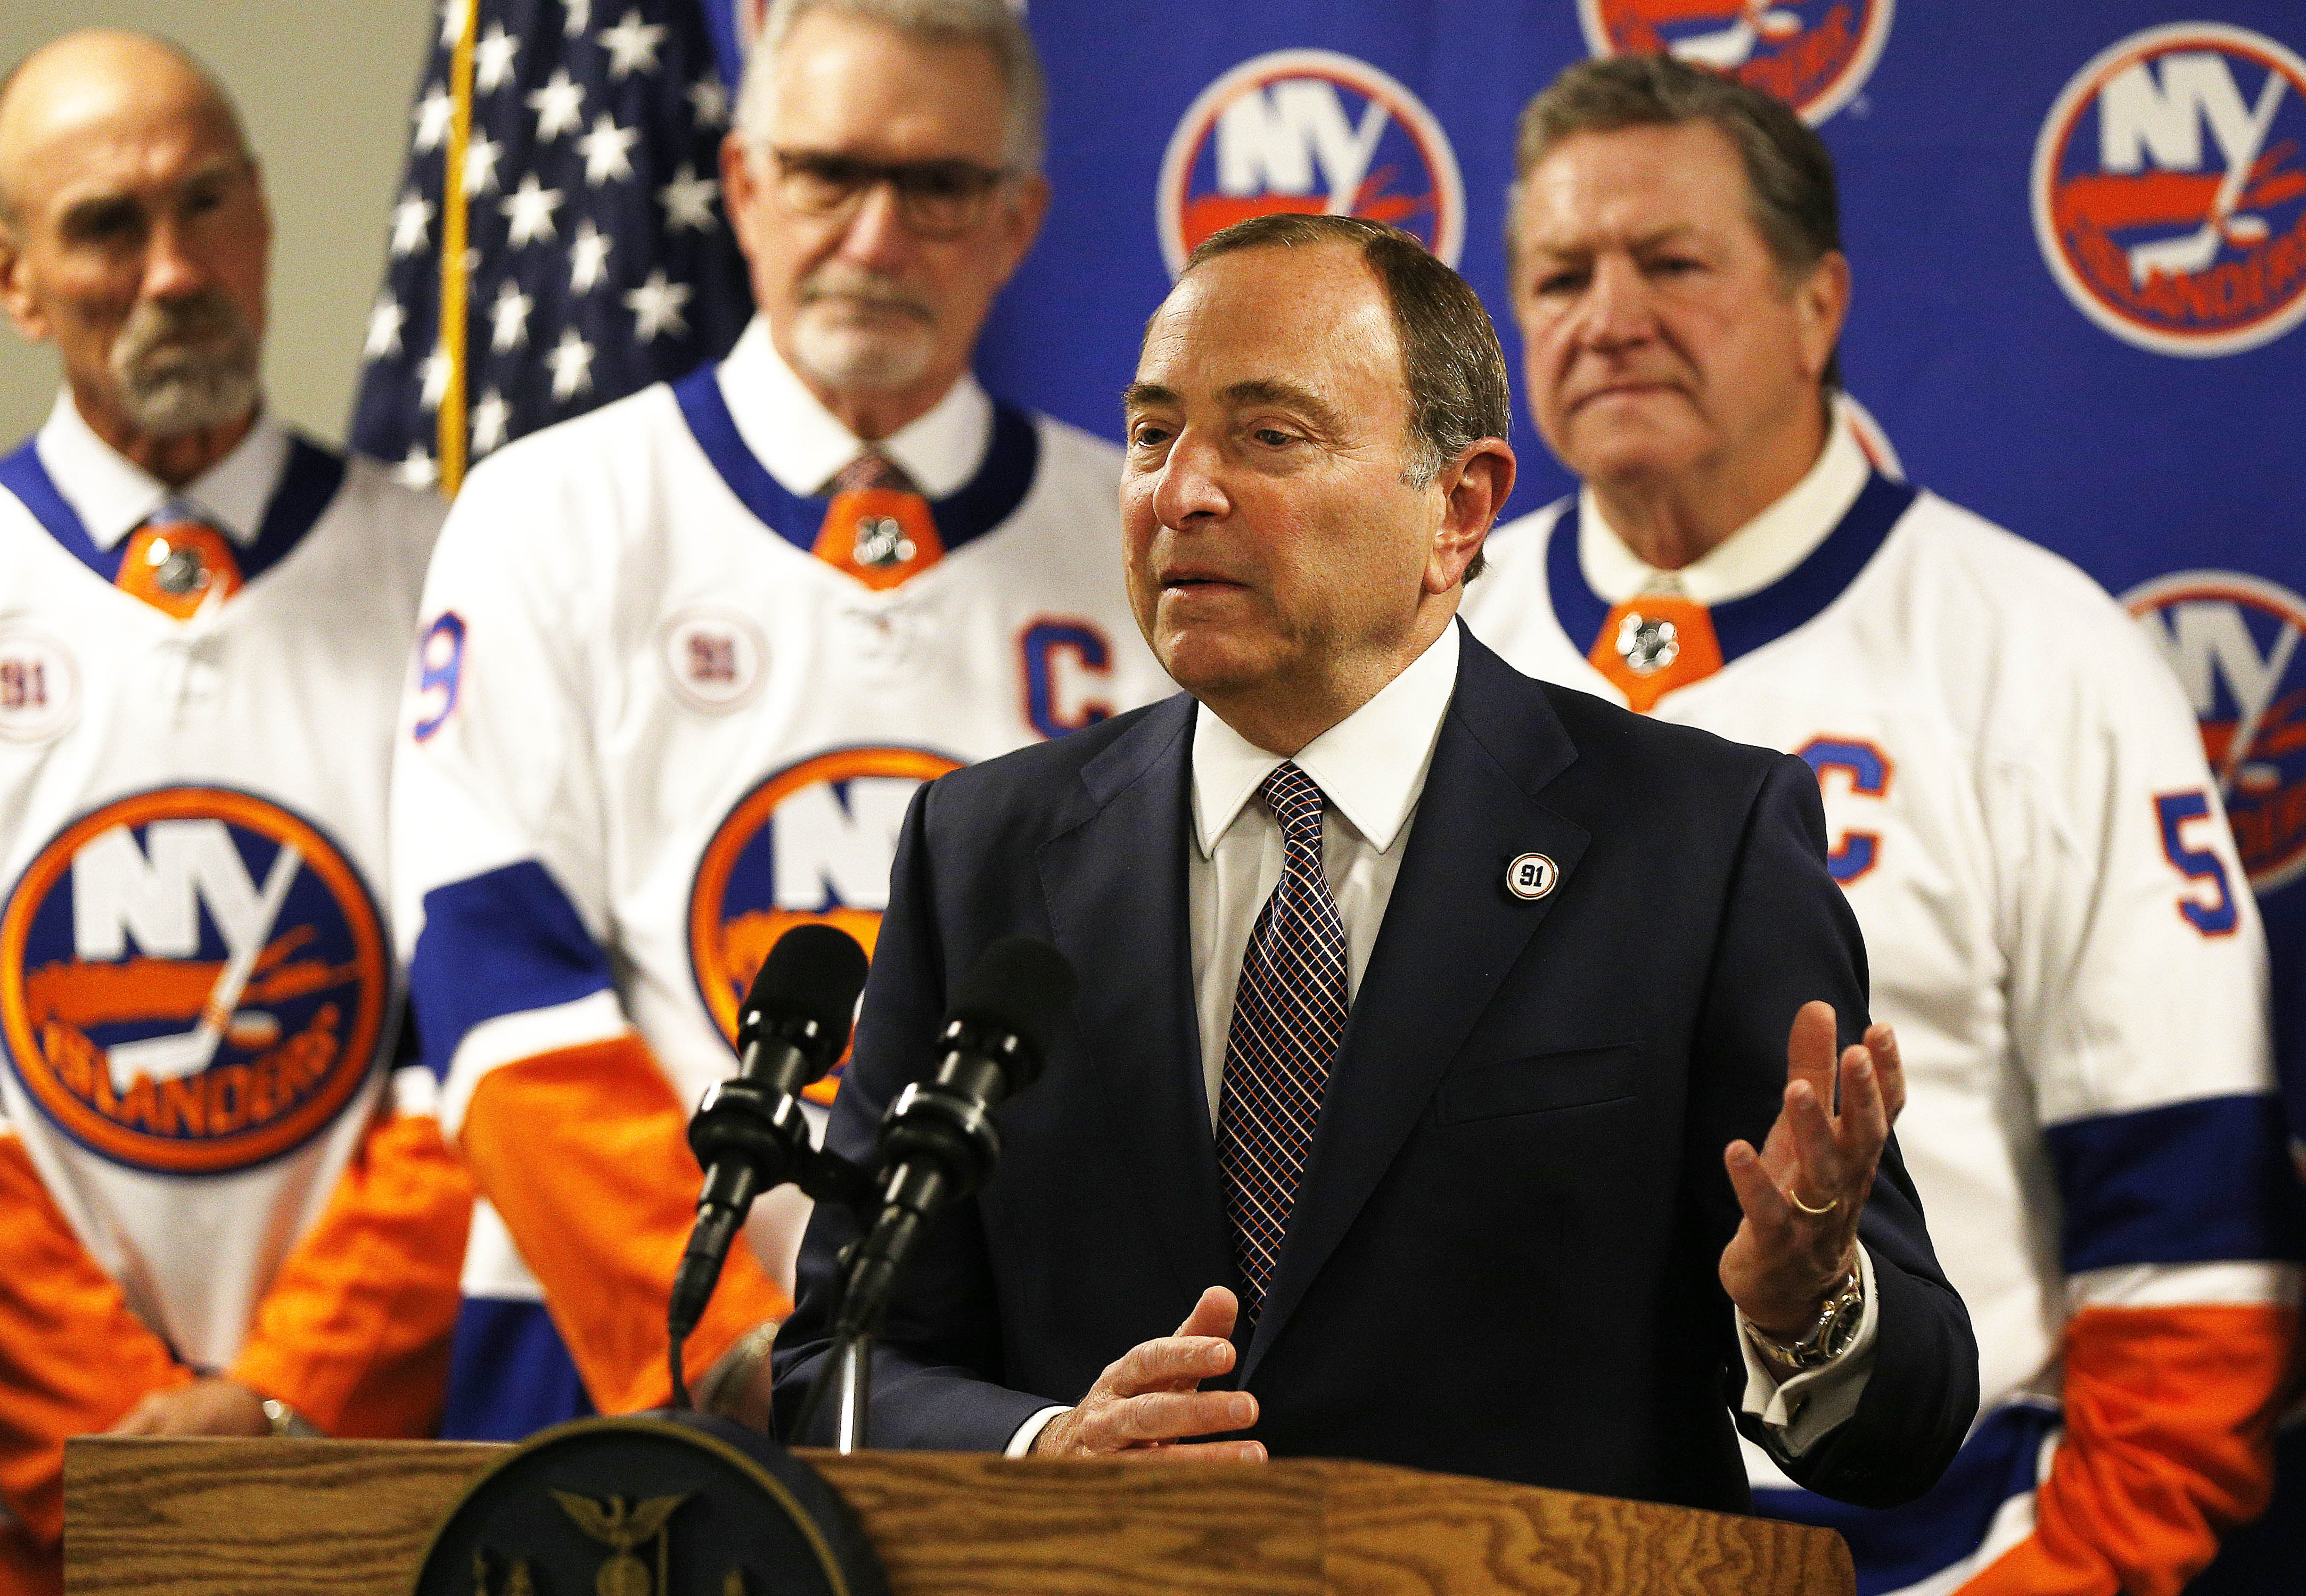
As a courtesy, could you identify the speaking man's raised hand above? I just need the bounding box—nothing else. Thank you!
[1030,1286,1266,1460]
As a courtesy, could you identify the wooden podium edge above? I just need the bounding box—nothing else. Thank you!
[64,1436,1853,1595]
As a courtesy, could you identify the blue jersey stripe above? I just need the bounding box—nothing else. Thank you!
[1753,1402,2058,1595]
[2046,1093,2306,1271]
[409,860,615,1082]
[440,1296,594,1441]
[1545,471,1917,669]
[0,432,344,587]
[668,364,1039,560]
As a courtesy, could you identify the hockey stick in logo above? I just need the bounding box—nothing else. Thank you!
[106,841,303,1091]
[1672,4,1803,71]
[2128,69,2286,285]
[2215,619,2299,803]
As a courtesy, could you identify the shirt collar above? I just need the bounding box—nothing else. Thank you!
[716,315,992,500]
[1579,398,1870,607]
[1192,622,1460,859]
[36,390,286,551]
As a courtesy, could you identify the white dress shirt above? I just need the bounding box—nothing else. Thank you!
[1011,620,1876,1455]
[716,317,992,498]
[37,390,288,549]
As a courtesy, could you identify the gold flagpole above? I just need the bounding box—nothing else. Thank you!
[436,0,480,496]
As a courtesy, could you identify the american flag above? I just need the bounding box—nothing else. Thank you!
[350,0,752,493]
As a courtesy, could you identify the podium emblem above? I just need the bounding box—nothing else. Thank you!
[411,1414,887,1596]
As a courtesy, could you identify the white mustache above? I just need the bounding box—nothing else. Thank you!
[799,270,932,324]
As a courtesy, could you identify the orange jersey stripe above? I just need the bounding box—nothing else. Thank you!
[1964,1302,2297,1596]
[0,1134,188,1548]
[227,1103,473,1437]
[458,1036,790,1413]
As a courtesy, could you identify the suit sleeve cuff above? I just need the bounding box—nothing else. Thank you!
[1006,1405,1069,1457]
[1737,1243,1880,1458]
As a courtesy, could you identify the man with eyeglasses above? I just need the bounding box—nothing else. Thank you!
[393,0,1169,1441]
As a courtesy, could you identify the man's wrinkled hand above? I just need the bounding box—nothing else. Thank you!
[1031,1286,1266,1461]
[1719,1003,1903,1340]
[106,1376,272,1437]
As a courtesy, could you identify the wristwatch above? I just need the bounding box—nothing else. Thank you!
[1744,1266,1865,1371]
[261,1397,322,1439]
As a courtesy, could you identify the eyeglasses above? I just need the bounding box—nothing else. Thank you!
[766,149,1012,238]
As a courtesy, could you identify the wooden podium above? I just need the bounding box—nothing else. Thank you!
[64,1436,1853,1594]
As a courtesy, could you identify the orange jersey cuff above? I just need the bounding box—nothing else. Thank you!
[0,1136,190,1546]
[1964,1302,2299,1596]
[459,1035,790,1413]
[228,1104,473,1437]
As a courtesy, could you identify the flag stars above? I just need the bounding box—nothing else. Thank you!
[625,269,692,341]
[569,219,613,292]
[563,0,592,38]
[546,327,596,401]
[500,174,566,246]
[474,23,521,93]
[528,68,586,140]
[418,348,453,410]
[463,131,504,195]
[393,445,439,491]
[470,388,513,456]
[390,190,436,259]
[687,77,729,128]
[412,85,453,153]
[438,0,472,50]
[600,10,668,79]
[576,115,638,185]
[365,296,406,358]
[489,279,535,352]
[659,164,718,231]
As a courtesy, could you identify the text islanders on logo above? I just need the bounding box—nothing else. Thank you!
[0,789,387,1173]
[1158,50,1465,276]
[2127,572,2306,892]
[2034,24,2306,357]
[1580,0,1894,125]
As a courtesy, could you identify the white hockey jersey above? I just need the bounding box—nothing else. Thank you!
[1462,416,2299,1594]
[0,402,465,1554]
[396,323,1171,1437]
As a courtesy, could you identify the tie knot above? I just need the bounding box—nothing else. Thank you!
[828,449,920,499]
[1259,761,1325,843]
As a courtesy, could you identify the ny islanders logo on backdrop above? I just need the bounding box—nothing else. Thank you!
[1157,50,1465,275]
[1579,1,1894,125]
[2126,571,2306,891]
[2034,25,2306,357]
[690,748,959,1100]
[0,789,387,1172]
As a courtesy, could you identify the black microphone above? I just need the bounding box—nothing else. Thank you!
[669,924,869,1364]
[834,935,1076,1337]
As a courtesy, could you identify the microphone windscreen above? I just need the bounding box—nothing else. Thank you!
[949,935,1077,1077]
[741,923,870,1057]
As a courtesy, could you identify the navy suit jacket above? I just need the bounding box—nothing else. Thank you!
[774,629,1975,1512]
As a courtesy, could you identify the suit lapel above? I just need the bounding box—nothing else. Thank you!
[1036,696,1237,1306]
[1243,631,1591,1378]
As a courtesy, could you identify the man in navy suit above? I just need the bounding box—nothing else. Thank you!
[772,213,1975,1511]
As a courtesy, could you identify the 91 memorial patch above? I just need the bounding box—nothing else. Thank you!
[0,787,386,1173]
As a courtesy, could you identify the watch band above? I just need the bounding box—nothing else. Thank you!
[1745,1266,1865,1371]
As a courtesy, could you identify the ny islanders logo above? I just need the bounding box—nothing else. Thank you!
[0,789,387,1173]
[2126,571,2306,891]
[1579,0,1894,125]
[690,748,959,1102]
[2034,25,2306,357]
[1157,50,1465,275]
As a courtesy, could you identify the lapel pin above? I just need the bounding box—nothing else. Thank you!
[1506,852,1558,901]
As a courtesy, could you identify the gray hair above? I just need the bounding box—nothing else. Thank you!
[734,0,1046,174]
[1508,54,1843,388]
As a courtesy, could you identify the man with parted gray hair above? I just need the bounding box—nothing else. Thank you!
[393,0,1168,1441]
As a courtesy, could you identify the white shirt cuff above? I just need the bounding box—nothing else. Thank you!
[1735,1244,1880,1458]
[1006,1404,1070,1456]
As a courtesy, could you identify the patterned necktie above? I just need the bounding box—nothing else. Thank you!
[814,450,944,591]
[1217,761,1350,1326]
[116,512,242,620]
